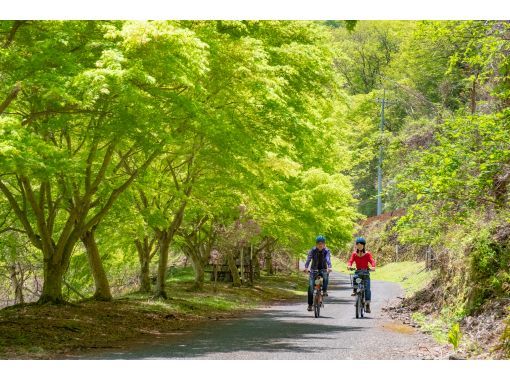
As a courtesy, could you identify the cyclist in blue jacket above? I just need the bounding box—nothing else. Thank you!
[304,235,332,311]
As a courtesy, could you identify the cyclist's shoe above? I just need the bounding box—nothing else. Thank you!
[307,305,313,311]
[322,291,328,297]
[365,303,371,313]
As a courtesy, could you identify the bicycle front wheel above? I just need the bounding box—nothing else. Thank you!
[314,295,320,317]
[356,294,363,319]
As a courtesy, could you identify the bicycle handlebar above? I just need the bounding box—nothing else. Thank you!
[348,268,374,272]
[304,268,331,272]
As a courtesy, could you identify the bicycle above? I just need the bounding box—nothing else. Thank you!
[312,271,324,318]
[349,268,371,319]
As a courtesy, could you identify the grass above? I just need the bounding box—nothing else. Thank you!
[0,268,308,359]
[332,257,437,297]
[370,261,437,296]
[166,266,196,283]
[360,260,462,348]
[411,312,450,343]
[330,256,345,272]
[411,306,467,345]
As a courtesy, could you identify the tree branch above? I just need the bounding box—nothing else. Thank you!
[21,108,103,126]
[112,144,139,174]
[0,82,21,115]
[168,159,181,192]
[88,141,117,195]
[0,180,41,249]
[84,136,99,194]
[83,148,161,233]
[3,21,26,49]
[0,227,26,234]
[20,176,53,254]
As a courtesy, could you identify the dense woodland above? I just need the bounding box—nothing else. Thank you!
[338,21,510,318]
[0,21,509,344]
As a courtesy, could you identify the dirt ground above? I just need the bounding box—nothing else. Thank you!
[0,274,307,359]
[0,300,228,359]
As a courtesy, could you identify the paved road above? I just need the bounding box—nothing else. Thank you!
[94,272,436,359]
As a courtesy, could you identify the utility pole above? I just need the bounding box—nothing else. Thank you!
[375,89,392,216]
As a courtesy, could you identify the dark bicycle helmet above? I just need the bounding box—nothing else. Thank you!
[315,235,326,243]
[355,236,366,245]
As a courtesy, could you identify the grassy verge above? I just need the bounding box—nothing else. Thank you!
[361,261,457,347]
[411,310,458,345]
[332,257,437,297]
[0,268,308,359]
[370,261,437,296]
[331,256,349,273]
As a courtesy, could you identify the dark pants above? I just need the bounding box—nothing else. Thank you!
[308,270,329,306]
[353,273,371,301]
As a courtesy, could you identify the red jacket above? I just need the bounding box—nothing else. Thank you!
[347,251,376,270]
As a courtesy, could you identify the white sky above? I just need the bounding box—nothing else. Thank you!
[2,0,510,19]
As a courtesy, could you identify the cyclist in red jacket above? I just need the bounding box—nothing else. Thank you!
[347,237,376,313]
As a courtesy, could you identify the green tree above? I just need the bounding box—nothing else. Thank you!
[0,21,207,303]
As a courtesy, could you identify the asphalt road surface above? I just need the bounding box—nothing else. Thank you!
[93,272,437,359]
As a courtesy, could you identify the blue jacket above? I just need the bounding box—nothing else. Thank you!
[304,247,332,270]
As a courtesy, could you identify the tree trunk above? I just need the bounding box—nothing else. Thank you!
[240,246,244,284]
[183,244,205,291]
[155,201,188,299]
[37,239,79,305]
[135,239,152,293]
[253,250,261,279]
[81,228,112,301]
[156,232,171,299]
[38,261,65,304]
[226,250,241,287]
[191,255,205,291]
[9,263,24,304]
[140,255,151,293]
[249,244,254,285]
[265,252,274,275]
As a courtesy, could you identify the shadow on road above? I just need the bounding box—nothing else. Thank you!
[322,298,352,305]
[98,311,363,359]
[85,272,422,360]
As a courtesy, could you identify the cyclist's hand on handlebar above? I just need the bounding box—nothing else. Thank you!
[327,268,332,273]
[347,266,354,271]
[304,268,310,273]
